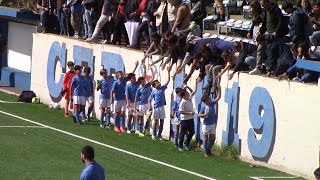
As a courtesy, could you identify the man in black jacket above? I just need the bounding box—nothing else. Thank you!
[228,42,257,80]
[256,34,294,76]
[249,0,289,75]
[146,0,160,46]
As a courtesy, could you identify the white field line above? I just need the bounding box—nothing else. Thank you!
[0,126,47,128]
[0,110,215,180]
[0,100,23,104]
[250,177,297,179]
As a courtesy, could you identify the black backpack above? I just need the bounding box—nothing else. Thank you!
[18,91,36,103]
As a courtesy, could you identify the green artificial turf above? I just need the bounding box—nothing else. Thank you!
[0,92,304,180]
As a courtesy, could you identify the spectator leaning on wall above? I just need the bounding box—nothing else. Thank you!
[249,0,289,75]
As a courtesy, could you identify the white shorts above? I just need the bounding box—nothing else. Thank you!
[202,123,216,135]
[171,117,181,125]
[73,96,86,105]
[99,98,111,109]
[86,96,94,103]
[114,100,126,113]
[152,106,166,120]
[127,102,135,115]
[138,104,148,116]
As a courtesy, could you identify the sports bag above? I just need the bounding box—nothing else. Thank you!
[18,91,37,103]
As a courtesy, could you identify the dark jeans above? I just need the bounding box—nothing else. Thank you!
[57,10,67,35]
[113,14,129,45]
[136,20,149,47]
[179,119,195,148]
[148,23,157,46]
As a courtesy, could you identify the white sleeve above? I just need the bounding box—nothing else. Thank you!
[179,101,185,112]
[205,106,209,116]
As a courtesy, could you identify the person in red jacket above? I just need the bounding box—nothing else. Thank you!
[62,61,76,118]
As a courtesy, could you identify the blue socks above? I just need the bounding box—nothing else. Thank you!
[120,115,125,127]
[100,113,105,125]
[158,125,163,137]
[87,107,93,119]
[74,110,80,123]
[152,126,157,137]
[203,139,208,153]
[127,120,132,131]
[105,114,110,126]
[81,111,86,119]
[139,124,143,133]
[114,116,120,127]
[208,138,215,150]
[174,132,179,145]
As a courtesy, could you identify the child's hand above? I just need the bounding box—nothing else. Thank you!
[167,65,172,72]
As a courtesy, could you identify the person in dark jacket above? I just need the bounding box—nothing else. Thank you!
[111,0,130,45]
[247,0,263,39]
[282,1,312,45]
[249,0,289,75]
[146,0,160,46]
[256,34,294,76]
[228,42,257,80]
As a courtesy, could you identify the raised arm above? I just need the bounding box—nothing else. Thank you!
[183,58,198,83]
[215,83,221,102]
[190,79,198,97]
[164,66,172,86]
[131,61,139,74]
[149,66,155,82]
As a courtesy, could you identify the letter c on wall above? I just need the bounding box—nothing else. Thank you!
[248,87,276,160]
[47,42,66,100]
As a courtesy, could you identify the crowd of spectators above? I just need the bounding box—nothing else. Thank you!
[37,0,320,88]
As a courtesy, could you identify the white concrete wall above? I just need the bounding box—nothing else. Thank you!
[7,22,36,72]
[31,34,319,179]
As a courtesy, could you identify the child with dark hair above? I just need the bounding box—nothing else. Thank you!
[198,83,221,157]
[177,80,198,152]
[134,65,154,136]
[62,61,76,118]
[82,67,94,121]
[125,72,141,134]
[148,66,171,140]
[111,61,139,132]
[171,87,183,147]
[97,68,115,128]
[70,65,85,125]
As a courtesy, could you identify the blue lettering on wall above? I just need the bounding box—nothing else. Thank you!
[222,82,241,150]
[247,87,276,161]
[47,41,66,100]
[73,45,94,75]
[101,52,125,76]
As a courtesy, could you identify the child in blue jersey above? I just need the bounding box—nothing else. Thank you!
[110,61,139,133]
[171,87,183,147]
[148,66,171,140]
[125,72,141,134]
[70,65,86,125]
[97,68,115,128]
[134,66,154,137]
[82,67,94,122]
[198,83,221,157]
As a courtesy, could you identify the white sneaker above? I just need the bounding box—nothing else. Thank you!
[86,37,97,42]
[100,125,104,128]
[73,34,80,39]
[135,130,139,134]
[158,135,163,141]
[249,68,262,75]
[127,130,131,134]
[152,136,156,140]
